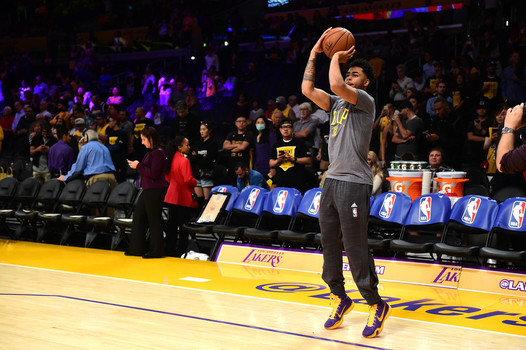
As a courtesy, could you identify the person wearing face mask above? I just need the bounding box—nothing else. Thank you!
[253,115,276,177]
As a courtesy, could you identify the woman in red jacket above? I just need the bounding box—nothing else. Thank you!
[126,127,168,258]
[164,135,198,257]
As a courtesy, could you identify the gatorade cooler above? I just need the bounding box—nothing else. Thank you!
[434,172,469,197]
[387,170,423,201]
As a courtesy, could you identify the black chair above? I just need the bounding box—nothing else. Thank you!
[0,177,40,238]
[36,179,86,242]
[367,192,412,252]
[479,197,526,268]
[492,186,526,203]
[13,179,64,240]
[464,167,490,190]
[84,181,139,248]
[434,195,499,264]
[60,181,111,245]
[278,188,321,248]
[463,183,490,197]
[0,177,18,210]
[389,193,451,260]
[244,187,302,245]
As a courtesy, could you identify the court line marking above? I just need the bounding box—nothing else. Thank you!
[2,263,526,339]
[0,292,391,350]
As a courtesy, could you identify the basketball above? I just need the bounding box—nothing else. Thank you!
[322,27,355,59]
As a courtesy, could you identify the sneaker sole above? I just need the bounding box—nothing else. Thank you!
[363,304,391,338]
[324,302,355,330]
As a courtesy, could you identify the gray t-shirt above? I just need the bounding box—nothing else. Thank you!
[326,89,375,185]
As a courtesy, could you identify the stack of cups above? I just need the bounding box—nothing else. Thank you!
[421,170,432,195]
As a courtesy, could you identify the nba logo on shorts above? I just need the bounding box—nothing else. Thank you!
[509,201,526,228]
[419,197,432,222]
[244,188,260,210]
[273,190,288,213]
[379,193,396,219]
[308,191,321,215]
[461,197,481,224]
[216,187,227,193]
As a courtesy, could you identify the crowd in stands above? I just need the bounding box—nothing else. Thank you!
[1,4,526,233]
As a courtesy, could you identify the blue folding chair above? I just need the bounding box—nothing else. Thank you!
[434,195,498,264]
[244,187,302,244]
[389,193,451,260]
[277,188,321,247]
[479,197,526,267]
[368,191,412,251]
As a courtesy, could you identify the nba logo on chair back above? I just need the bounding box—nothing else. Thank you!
[379,193,396,219]
[419,196,432,222]
[273,190,288,213]
[509,201,526,229]
[308,191,321,215]
[461,197,481,224]
[216,187,227,193]
[245,188,260,210]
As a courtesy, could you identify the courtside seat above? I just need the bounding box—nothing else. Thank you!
[278,188,321,247]
[479,197,526,267]
[84,181,139,248]
[60,181,111,245]
[244,187,302,244]
[13,179,64,240]
[0,177,18,210]
[0,177,40,238]
[389,193,451,259]
[368,192,412,251]
[434,195,498,263]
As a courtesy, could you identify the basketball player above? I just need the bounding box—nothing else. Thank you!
[301,28,390,338]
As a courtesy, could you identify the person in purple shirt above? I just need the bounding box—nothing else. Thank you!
[48,127,75,178]
[125,127,168,259]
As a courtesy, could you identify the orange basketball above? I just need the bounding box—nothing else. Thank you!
[322,27,355,59]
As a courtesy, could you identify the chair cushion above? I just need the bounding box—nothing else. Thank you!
[277,230,316,243]
[243,228,279,240]
[433,243,479,257]
[390,239,433,253]
[479,247,526,263]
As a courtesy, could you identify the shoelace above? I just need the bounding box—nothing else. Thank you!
[366,304,378,327]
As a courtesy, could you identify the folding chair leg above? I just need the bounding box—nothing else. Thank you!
[85,228,98,248]
[60,226,72,245]
[111,231,123,250]
[209,234,225,261]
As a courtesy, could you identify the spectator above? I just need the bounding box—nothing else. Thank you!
[367,151,385,197]
[223,114,254,174]
[58,129,116,188]
[106,87,124,106]
[234,162,269,192]
[132,106,154,160]
[105,115,128,183]
[425,97,464,169]
[30,122,56,183]
[253,115,276,177]
[48,127,75,178]
[288,95,300,118]
[14,105,32,159]
[33,76,49,99]
[501,52,526,104]
[98,66,113,97]
[248,99,264,123]
[293,102,318,151]
[425,81,453,118]
[126,127,168,259]
[12,100,25,131]
[269,118,311,193]
[170,100,201,145]
[426,147,454,180]
[0,106,14,154]
[463,100,492,168]
[50,100,71,129]
[164,135,198,257]
[392,100,424,160]
[118,109,134,155]
[272,95,296,122]
[94,112,109,143]
[71,118,87,142]
[190,121,219,208]
[423,60,447,97]
[37,100,52,121]
[389,64,415,103]
[233,92,250,120]
[168,81,188,112]
[496,103,526,174]
[264,98,276,121]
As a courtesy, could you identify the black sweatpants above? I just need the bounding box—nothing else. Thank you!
[319,178,382,306]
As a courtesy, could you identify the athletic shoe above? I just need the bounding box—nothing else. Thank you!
[324,294,354,330]
[362,301,391,338]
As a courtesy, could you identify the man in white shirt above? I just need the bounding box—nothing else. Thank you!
[389,64,415,103]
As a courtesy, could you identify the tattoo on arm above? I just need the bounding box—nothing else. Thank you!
[303,59,316,81]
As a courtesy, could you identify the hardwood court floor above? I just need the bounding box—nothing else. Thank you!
[0,239,525,349]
